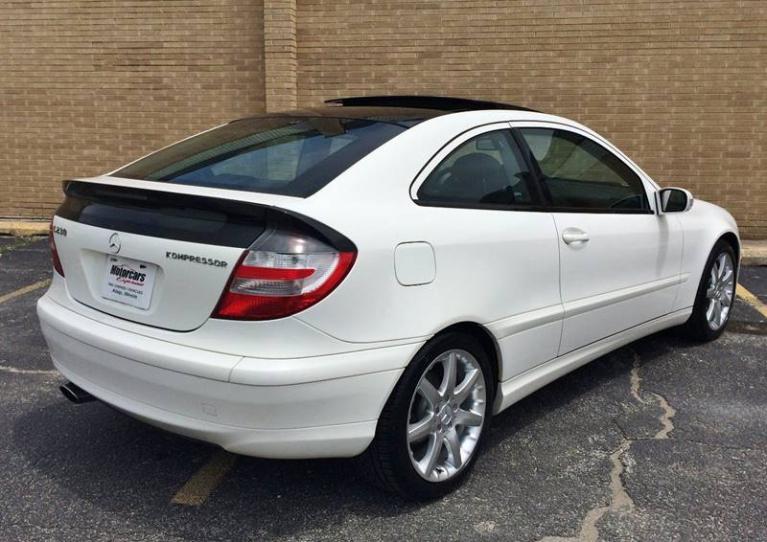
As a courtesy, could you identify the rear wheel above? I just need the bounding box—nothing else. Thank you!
[682,240,737,341]
[360,332,494,500]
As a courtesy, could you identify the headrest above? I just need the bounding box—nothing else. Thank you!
[452,153,502,180]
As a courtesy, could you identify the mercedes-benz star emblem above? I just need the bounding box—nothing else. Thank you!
[108,233,121,254]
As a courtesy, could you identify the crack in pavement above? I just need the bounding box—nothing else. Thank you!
[536,440,635,542]
[629,353,644,404]
[631,350,676,439]
[536,348,677,542]
[649,391,676,440]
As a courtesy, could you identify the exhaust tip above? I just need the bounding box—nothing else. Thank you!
[60,382,95,404]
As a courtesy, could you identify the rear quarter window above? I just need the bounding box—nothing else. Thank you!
[114,117,408,197]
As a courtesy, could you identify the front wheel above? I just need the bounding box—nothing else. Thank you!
[360,332,494,500]
[682,239,737,341]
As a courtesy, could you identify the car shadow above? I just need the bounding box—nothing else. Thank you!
[12,329,689,540]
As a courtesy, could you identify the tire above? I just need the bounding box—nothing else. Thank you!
[359,332,495,500]
[681,239,737,342]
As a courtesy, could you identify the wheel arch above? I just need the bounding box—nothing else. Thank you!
[709,230,741,286]
[718,231,741,263]
[432,321,501,387]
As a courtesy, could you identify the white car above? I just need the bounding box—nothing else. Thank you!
[38,96,739,499]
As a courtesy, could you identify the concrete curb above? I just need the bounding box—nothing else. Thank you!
[742,240,767,266]
[2,219,766,265]
[0,220,48,237]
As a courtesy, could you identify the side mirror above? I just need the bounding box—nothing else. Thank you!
[656,187,693,214]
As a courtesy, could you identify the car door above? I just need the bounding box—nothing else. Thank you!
[514,123,683,354]
[410,124,563,381]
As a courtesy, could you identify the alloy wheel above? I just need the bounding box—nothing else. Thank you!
[705,252,735,330]
[406,349,487,482]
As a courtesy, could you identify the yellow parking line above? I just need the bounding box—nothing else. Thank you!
[0,279,51,305]
[736,284,767,319]
[171,450,237,506]
[0,365,58,376]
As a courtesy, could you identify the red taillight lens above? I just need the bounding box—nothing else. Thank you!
[213,230,356,320]
[48,222,65,276]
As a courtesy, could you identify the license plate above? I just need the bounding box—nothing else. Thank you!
[101,255,158,310]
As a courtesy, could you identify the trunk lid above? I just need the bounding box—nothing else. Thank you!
[52,180,273,331]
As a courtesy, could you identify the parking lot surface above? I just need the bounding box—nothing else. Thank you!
[1,238,765,542]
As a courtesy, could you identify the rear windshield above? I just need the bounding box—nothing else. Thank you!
[113,116,409,197]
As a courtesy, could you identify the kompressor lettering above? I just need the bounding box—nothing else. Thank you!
[166,251,228,268]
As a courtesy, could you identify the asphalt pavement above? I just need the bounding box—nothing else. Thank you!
[1,238,765,542]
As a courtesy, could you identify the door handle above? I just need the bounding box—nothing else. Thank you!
[562,228,589,245]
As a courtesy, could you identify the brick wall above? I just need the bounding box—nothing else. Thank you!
[0,0,265,218]
[297,0,767,239]
[2,0,766,238]
[264,0,297,111]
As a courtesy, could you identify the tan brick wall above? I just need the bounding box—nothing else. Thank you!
[2,0,766,239]
[296,0,767,239]
[0,0,265,219]
[264,0,297,111]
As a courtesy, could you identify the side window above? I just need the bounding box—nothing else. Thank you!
[519,128,649,211]
[417,130,535,206]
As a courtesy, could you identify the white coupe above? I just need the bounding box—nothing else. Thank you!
[39,96,739,499]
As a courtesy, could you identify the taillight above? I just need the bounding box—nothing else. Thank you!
[49,222,65,276]
[213,229,356,320]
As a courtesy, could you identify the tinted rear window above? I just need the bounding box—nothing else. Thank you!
[114,117,409,197]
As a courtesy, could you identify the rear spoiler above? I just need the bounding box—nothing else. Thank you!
[57,180,355,251]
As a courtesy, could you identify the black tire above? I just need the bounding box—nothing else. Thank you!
[358,332,495,500]
[681,239,737,342]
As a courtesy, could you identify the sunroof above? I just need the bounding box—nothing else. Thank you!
[325,95,538,112]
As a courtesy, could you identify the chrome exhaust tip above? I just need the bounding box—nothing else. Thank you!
[60,381,96,404]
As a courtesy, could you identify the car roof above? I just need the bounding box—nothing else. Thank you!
[233,105,449,127]
[234,96,539,127]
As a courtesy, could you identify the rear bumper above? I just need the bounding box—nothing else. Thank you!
[37,294,413,459]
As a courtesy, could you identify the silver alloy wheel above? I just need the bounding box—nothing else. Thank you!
[407,349,487,482]
[705,251,735,331]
